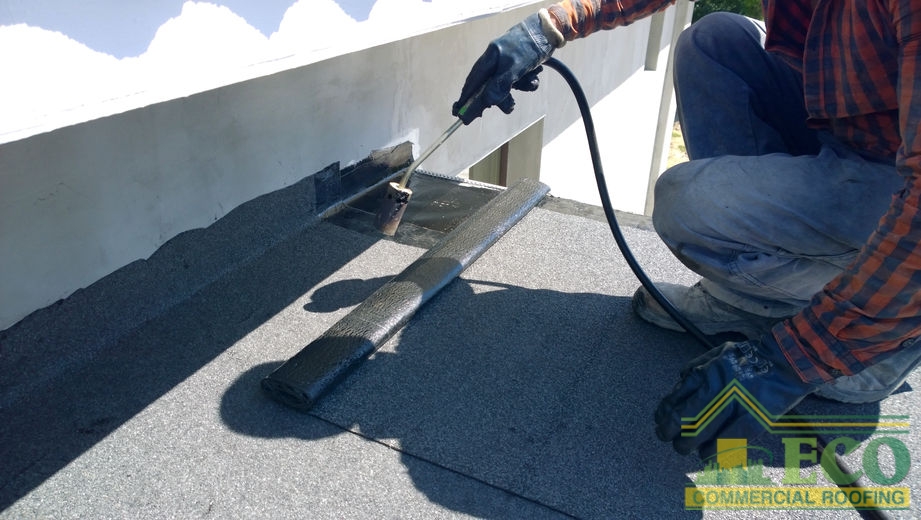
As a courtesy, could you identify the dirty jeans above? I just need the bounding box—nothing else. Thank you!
[653,13,919,402]
[656,12,902,316]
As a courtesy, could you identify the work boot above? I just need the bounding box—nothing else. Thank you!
[635,282,921,404]
[816,337,921,403]
[631,281,784,340]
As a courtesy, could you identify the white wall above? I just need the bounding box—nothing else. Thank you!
[0,0,541,143]
[0,0,688,330]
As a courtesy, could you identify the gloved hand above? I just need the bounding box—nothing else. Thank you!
[655,337,820,459]
[452,12,559,124]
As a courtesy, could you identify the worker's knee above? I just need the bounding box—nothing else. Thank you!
[650,162,704,246]
[676,11,762,55]
[675,11,765,77]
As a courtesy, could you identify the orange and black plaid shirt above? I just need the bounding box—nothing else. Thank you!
[548,0,921,383]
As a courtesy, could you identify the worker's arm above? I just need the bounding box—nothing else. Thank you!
[546,0,678,40]
[453,0,676,124]
[773,2,921,385]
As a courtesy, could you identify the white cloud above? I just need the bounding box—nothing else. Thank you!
[272,0,358,52]
[143,2,268,68]
[0,0,535,139]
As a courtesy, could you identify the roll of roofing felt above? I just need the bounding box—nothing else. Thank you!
[261,177,550,412]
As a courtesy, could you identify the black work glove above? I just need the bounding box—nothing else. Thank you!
[452,13,557,124]
[655,337,821,459]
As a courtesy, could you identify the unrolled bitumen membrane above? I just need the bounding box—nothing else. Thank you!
[261,177,550,411]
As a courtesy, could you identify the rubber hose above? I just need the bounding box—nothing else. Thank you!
[542,57,715,350]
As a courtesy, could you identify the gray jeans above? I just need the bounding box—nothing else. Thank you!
[656,13,917,402]
[657,12,902,318]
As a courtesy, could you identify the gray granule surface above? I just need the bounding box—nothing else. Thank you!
[1,189,918,519]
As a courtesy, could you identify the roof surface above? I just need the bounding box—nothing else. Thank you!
[1,174,918,519]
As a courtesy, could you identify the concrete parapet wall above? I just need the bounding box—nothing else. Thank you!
[0,1,690,330]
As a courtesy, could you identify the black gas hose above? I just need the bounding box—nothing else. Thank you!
[542,57,715,351]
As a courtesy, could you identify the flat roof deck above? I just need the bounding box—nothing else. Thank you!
[1,174,917,519]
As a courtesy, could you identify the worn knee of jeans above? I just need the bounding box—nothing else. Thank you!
[674,12,760,85]
[651,162,744,287]
[651,163,703,251]
[675,11,762,62]
[673,13,775,159]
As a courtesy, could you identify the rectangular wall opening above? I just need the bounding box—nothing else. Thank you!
[468,118,544,187]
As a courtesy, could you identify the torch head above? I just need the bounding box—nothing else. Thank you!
[373,182,414,236]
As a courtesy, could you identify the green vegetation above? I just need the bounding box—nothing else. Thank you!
[667,121,688,168]
[692,0,763,23]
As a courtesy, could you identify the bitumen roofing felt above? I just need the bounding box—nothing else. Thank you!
[1,173,918,519]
